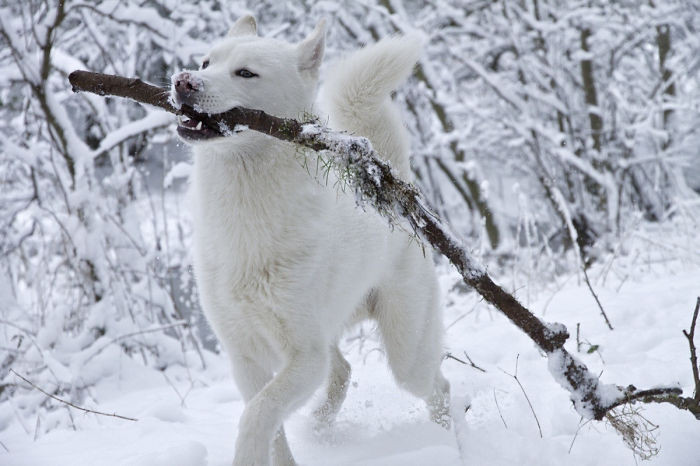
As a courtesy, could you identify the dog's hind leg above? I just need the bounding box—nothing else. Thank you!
[426,371,451,428]
[312,345,351,428]
[233,341,328,466]
[229,353,296,466]
[372,258,451,428]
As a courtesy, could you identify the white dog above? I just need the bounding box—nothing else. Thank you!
[172,15,450,466]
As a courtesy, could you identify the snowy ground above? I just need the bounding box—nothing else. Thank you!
[2,243,700,465]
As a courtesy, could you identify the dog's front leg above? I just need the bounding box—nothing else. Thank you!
[227,352,295,465]
[233,344,328,466]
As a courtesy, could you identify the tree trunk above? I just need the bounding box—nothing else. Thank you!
[580,28,603,154]
[656,23,675,146]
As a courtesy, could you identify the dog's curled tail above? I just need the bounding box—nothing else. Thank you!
[321,34,422,178]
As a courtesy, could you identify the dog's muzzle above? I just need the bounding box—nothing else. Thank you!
[171,72,220,142]
[172,71,201,106]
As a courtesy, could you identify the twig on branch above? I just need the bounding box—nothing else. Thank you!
[500,354,543,438]
[445,351,486,373]
[463,351,487,373]
[576,322,582,352]
[10,369,138,422]
[568,418,594,454]
[683,298,700,401]
[67,70,700,424]
[82,321,189,365]
[605,405,660,460]
[582,267,613,330]
[493,388,508,429]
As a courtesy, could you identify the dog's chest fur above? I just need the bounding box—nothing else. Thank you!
[193,141,314,283]
[190,135,391,338]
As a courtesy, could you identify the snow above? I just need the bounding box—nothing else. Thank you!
[2,1,700,464]
[163,162,193,189]
[91,112,172,159]
[545,347,624,420]
[542,321,568,340]
[3,248,699,466]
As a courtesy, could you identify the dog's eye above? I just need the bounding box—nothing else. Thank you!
[235,68,258,78]
[201,59,210,70]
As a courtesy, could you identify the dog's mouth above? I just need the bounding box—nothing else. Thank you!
[176,116,221,141]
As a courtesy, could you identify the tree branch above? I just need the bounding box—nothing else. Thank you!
[683,298,700,401]
[67,70,700,422]
[10,369,137,422]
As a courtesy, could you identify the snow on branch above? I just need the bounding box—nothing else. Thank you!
[68,70,700,422]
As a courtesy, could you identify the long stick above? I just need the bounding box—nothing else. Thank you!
[68,70,700,421]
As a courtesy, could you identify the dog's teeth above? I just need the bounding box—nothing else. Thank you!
[177,115,184,124]
[196,121,203,130]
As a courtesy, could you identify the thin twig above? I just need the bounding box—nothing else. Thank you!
[493,388,508,429]
[500,354,543,438]
[576,322,581,353]
[33,414,40,442]
[445,351,486,373]
[162,372,188,408]
[682,297,700,401]
[582,266,614,330]
[605,406,660,460]
[575,323,606,363]
[10,370,138,422]
[568,417,593,454]
[464,351,487,373]
[445,352,468,365]
[82,321,188,365]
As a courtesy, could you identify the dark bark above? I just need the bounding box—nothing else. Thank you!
[683,298,700,402]
[656,24,676,135]
[68,71,325,150]
[580,28,603,153]
[379,0,499,249]
[413,64,501,249]
[68,69,700,422]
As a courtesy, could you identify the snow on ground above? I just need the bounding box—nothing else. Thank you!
[2,245,700,465]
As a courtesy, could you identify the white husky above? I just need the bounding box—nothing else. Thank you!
[172,15,450,466]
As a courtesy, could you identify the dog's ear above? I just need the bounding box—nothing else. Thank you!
[228,15,257,37]
[297,19,326,75]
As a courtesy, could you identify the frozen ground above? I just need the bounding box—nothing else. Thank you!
[2,244,700,466]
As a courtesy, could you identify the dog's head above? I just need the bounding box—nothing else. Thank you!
[172,15,325,143]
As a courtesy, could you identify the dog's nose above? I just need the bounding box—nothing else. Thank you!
[173,72,201,105]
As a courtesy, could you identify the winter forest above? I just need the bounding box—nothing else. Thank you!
[1,0,700,465]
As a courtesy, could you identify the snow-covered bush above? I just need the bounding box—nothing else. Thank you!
[0,0,212,429]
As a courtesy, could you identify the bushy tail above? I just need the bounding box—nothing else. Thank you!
[321,35,422,178]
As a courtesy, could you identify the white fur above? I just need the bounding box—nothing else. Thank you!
[176,16,449,466]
